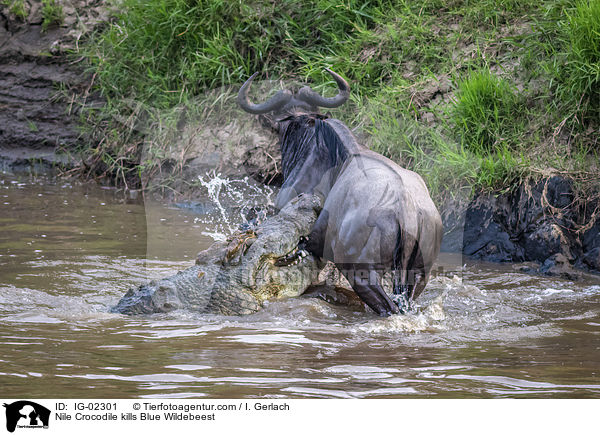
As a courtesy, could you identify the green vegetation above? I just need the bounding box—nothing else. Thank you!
[26,120,39,132]
[451,69,523,154]
[560,0,600,124]
[1,0,64,27]
[1,0,27,20]
[41,0,64,31]
[75,0,600,201]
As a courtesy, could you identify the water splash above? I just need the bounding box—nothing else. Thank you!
[197,173,233,234]
[355,293,448,334]
[193,171,275,240]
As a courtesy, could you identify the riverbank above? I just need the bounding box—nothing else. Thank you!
[1,0,599,275]
[0,0,109,171]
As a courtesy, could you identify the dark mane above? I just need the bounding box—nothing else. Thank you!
[280,114,349,180]
[316,117,350,168]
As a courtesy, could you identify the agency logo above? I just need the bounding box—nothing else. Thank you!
[3,401,50,433]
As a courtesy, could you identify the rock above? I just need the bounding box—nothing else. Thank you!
[544,175,573,209]
[539,253,581,280]
[0,57,83,150]
[443,175,598,273]
[578,216,600,271]
[524,222,572,262]
[27,2,43,24]
[583,247,600,270]
[439,196,469,253]
[582,221,600,256]
[513,262,539,273]
[461,195,523,262]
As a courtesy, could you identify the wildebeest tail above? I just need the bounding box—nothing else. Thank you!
[392,225,422,300]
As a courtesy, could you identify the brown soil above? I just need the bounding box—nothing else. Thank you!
[0,0,109,166]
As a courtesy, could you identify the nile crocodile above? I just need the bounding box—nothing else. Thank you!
[111,194,321,315]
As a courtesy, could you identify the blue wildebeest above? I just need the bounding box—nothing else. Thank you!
[237,69,442,316]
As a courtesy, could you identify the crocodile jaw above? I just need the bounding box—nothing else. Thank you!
[251,253,318,301]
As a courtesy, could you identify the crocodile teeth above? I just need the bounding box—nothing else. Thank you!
[273,247,310,267]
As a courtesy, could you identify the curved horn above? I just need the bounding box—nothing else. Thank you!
[237,72,292,114]
[296,68,350,108]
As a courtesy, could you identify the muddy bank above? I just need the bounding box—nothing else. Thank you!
[442,175,600,276]
[0,0,108,170]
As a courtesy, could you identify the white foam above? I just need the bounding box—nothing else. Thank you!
[355,295,448,334]
[542,288,575,296]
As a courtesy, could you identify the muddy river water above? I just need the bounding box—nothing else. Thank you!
[1,172,599,399]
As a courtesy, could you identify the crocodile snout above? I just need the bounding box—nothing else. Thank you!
[152,282,182,312]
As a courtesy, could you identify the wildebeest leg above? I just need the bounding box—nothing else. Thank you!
[305,209,329,258]
[394,235,426,303]
[341,265,399,316]
[392,271,418,314]
[366,207,412,313]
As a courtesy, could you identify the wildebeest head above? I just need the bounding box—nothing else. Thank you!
[238,69,354,208]
[237,69,350,129]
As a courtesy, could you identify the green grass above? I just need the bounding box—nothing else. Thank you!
[362,102,480,200]
[82,0,542,108]
[559,0,600,124]
[41,0,64,31]
[451,68,524,153]
[1,0,64,26]
[81,0,393,109]
[358,92,528,201]
[74,0,600,200]
[1,0,27,20]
